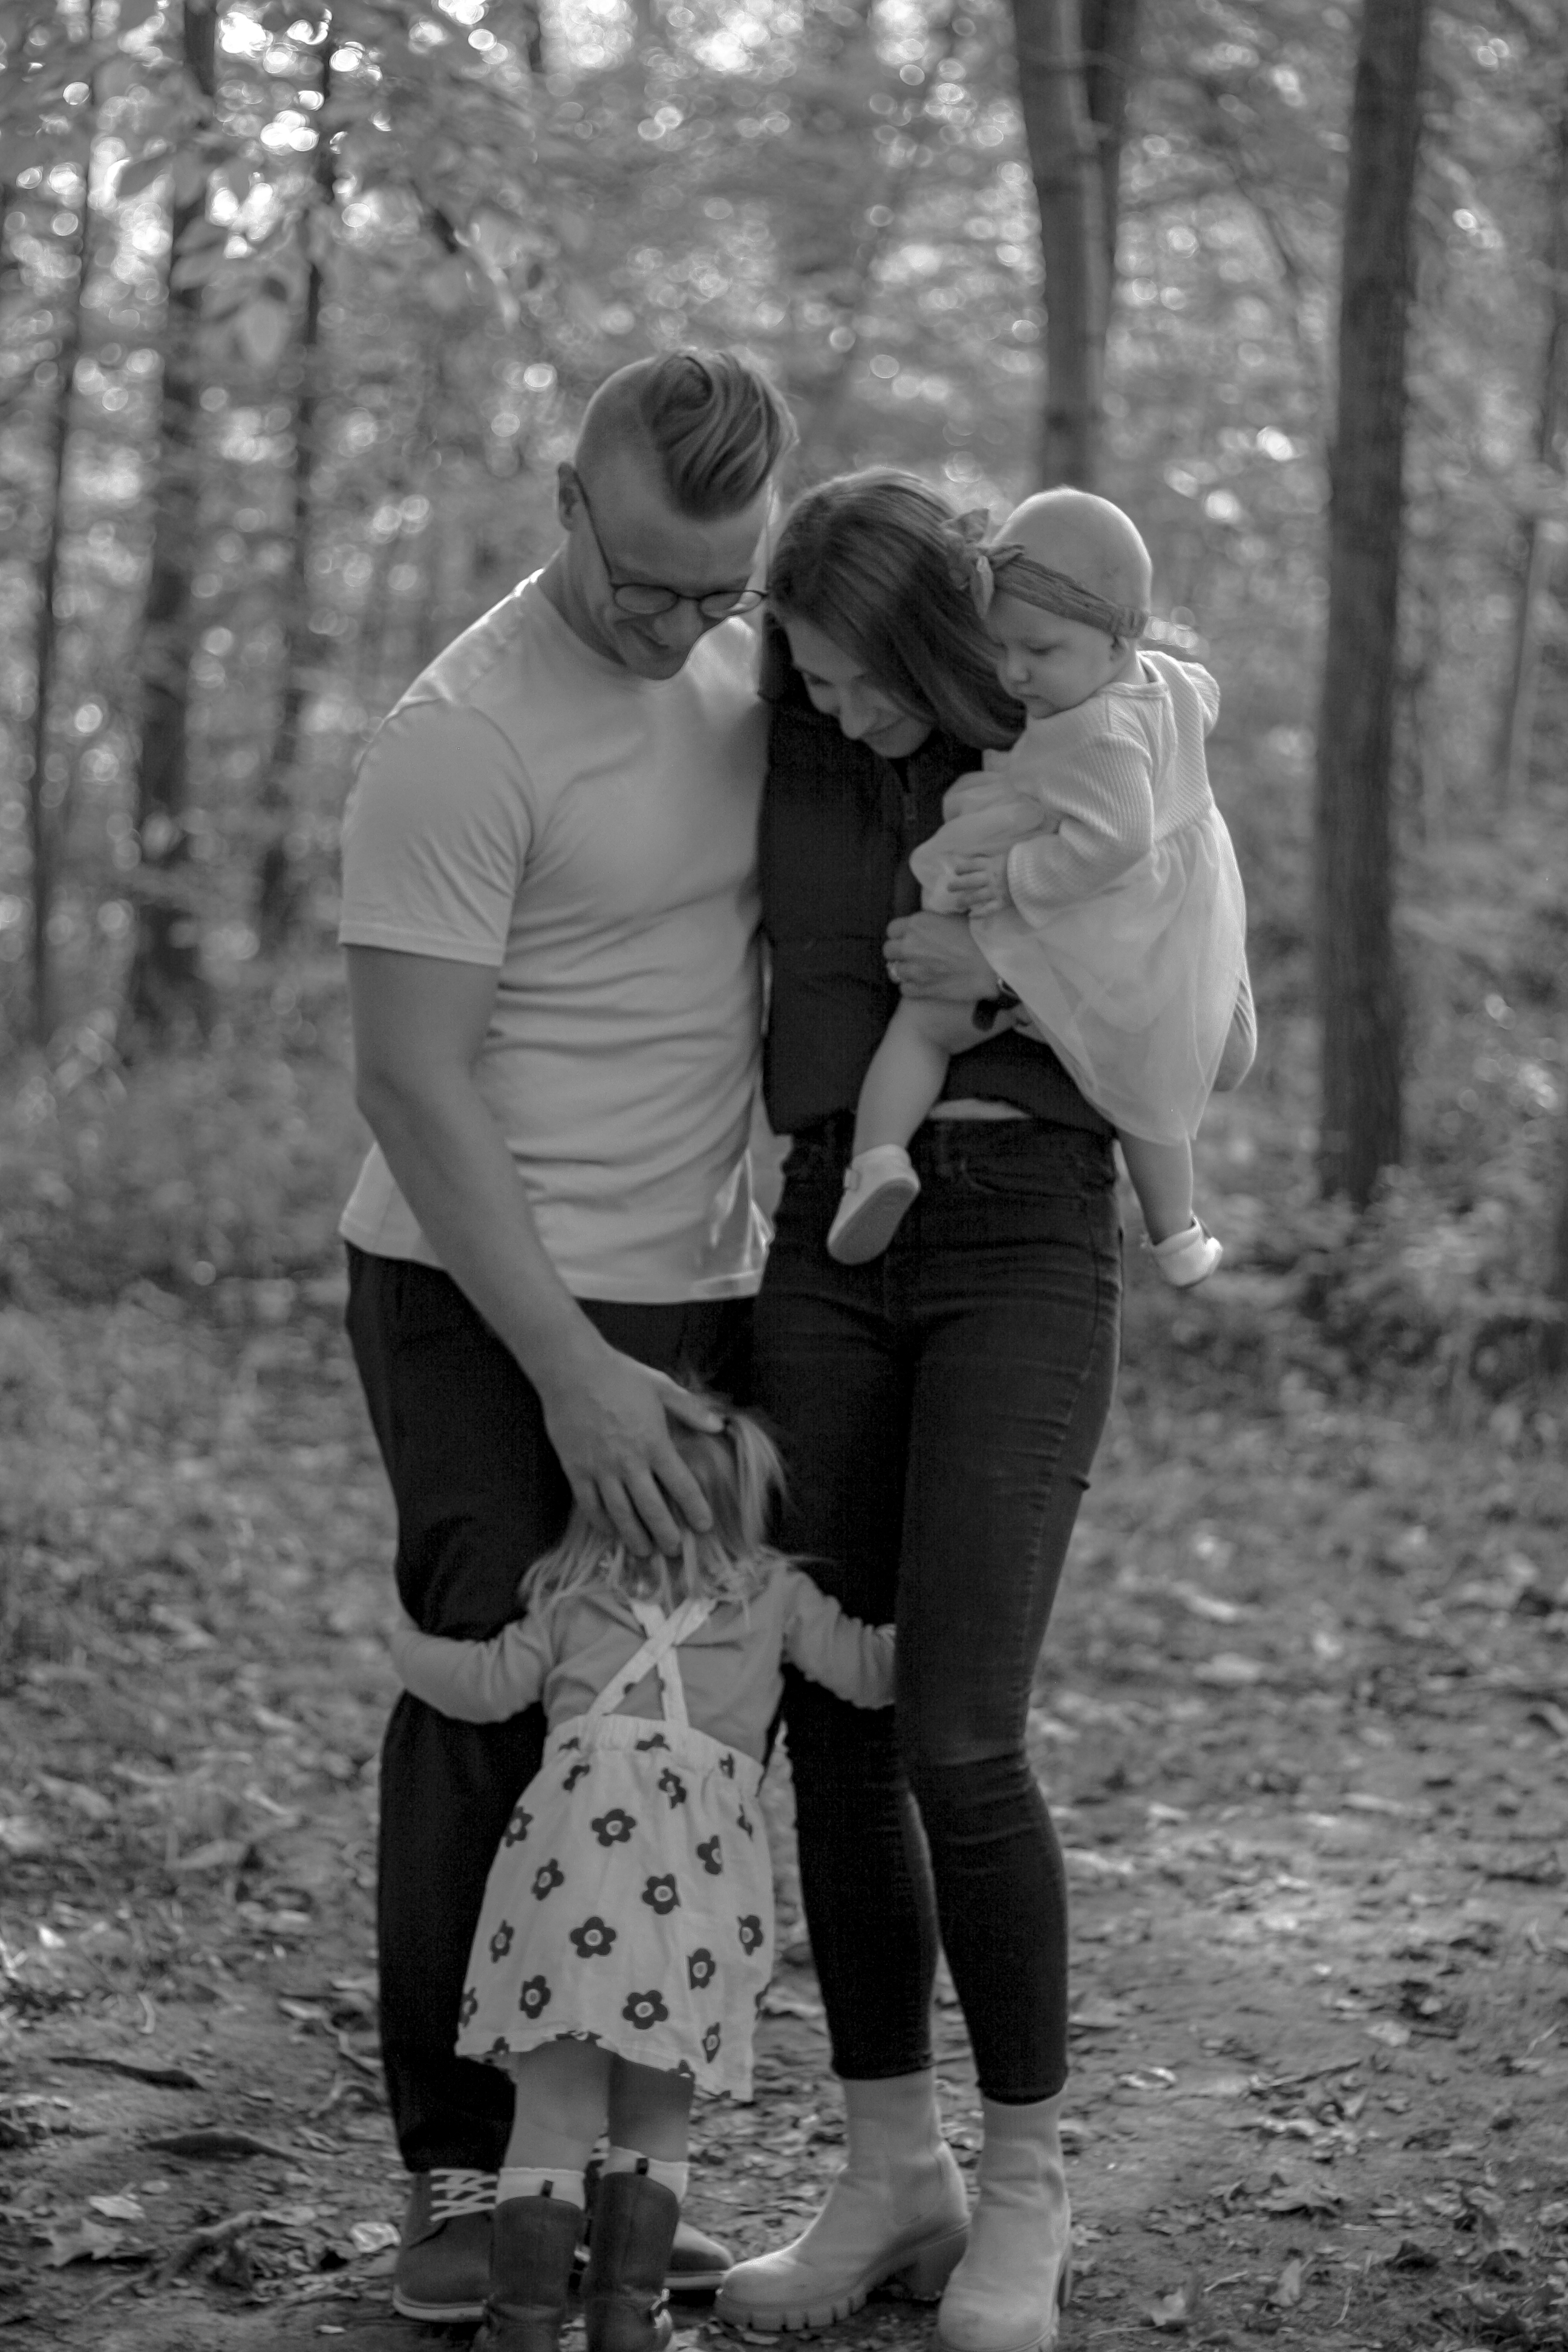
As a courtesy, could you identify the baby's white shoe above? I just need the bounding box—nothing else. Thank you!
[828,1148,921,1264]
[1151,1218,1223,1288]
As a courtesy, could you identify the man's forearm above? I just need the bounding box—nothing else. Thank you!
[358,1065,600,1397]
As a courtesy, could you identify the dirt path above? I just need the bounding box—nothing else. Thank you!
[2,1279,1567,2352]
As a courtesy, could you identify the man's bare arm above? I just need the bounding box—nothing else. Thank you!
[346,946,715,1555]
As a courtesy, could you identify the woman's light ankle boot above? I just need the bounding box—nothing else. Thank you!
[716,2072,969,2331]
[936,2095,1071,2352]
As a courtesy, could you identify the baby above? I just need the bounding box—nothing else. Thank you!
[826,488,1254,1284]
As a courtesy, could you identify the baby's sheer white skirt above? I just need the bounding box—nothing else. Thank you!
[976,809,1248,1148]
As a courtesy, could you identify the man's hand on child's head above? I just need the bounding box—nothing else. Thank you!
[948,852,1011,916]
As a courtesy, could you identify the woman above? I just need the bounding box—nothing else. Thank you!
[717,474,1122,2352]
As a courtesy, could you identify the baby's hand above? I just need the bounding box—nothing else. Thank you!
[947,852,1012,917]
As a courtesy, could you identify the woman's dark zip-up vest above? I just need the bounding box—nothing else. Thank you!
[759,647,1114,1142]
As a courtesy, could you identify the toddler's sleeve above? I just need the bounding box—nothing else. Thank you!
[388,1610,548,1721]
[1004,717,1155,921]
[780,1571,896,1708]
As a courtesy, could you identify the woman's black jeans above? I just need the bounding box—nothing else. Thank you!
[750,1115,1121,2105]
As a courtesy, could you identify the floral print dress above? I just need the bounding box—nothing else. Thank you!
[456,1596,775,2102]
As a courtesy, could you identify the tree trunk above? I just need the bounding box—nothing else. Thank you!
[1548,1099,1568,1375]
[1313,0,1430,1207]
[517,1,544,73]
[1498,84,1568,806]
[1080,0,1141,287]
[24,25,100,1047]
[26,181,91,1047]
[255,38,336,954]
[1011,0,1107,488]
[126,0,217,1040]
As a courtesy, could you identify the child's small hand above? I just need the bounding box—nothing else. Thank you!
[947,852,1011,917]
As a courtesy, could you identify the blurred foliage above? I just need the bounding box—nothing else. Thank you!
[0,0,1565,1383]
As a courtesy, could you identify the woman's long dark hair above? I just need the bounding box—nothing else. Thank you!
[768,470,1024,753]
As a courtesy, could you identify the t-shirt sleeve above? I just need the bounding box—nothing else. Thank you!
[779,1569,895,1708]
[387,1612,549,1720]
[339,701,534,968]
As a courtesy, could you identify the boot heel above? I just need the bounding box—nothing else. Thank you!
[892,2226,970,2301]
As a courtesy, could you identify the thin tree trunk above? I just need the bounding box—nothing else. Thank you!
[26,38,97,1045]
[1313,0,1430,1207]
[255,37,336,953]
[1499,87,1568,806]
[1548,1099,1568,1374]
[127,0,217,1039]
[1011,0,1108,488]
[517,1,544,73]
[1080,0,1140,287]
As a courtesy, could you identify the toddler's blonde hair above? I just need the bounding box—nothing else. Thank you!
[521,1395,795,1613]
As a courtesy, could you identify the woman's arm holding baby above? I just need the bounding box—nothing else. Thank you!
[388,1612,550,1722]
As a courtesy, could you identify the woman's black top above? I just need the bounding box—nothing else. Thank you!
[759,650,1114,1140]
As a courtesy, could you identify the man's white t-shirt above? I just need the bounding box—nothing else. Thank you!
[337,574,768,1304]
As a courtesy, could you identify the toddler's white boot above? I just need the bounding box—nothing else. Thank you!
[936,2094,1071,2352]
[716,2071,967,2330]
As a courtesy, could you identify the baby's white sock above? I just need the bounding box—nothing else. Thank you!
[603,2145,688,2203]
[497,2164,587,2209]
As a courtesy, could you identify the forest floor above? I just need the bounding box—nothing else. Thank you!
[3,1250,1568,2352]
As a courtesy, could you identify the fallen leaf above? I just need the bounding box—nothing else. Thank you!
[171,1836,250,1875]
[758,1986,823,2020]
[1259,2177,1343,2216]
[1193,1653,1266,1688]
[55,2054,205,2091]
[1145,2276,1199,2331]
[45,2219,126,2266]
[1070,1998,1129,2031]
[1385,2238,1440,2270]
[348,2220,399,2254]
[1173,1586,1246,1624]
[88,2194,146,2222]
[36,1774,116,1823]
[142,2129,297,2163]
[1267,2255,1307,2307]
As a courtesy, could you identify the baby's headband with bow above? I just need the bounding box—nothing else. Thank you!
[945,508,1149,642]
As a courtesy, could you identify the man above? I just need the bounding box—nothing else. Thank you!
[339,350,795,2324]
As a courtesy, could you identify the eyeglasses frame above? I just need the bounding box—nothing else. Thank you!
[569,472,766,621]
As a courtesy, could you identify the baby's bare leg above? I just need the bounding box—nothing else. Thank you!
[829,998,1005,1266]
[1119,1134,1195,1248]
[853,996,995,1156]
[1121,1134,1224,1288]
[1214,965,1256,1093]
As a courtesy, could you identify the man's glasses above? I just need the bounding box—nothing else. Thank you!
[573,477,766,620]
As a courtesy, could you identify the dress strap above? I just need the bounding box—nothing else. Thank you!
[583,1595,713,1731]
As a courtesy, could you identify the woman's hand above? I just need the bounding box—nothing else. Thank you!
[884,910,998,1002]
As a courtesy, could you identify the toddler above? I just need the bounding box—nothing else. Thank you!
[388,1400,893,2352]
[826,487,1254,1285]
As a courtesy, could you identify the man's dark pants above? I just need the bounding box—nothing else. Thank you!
[345,1243,750,2172]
